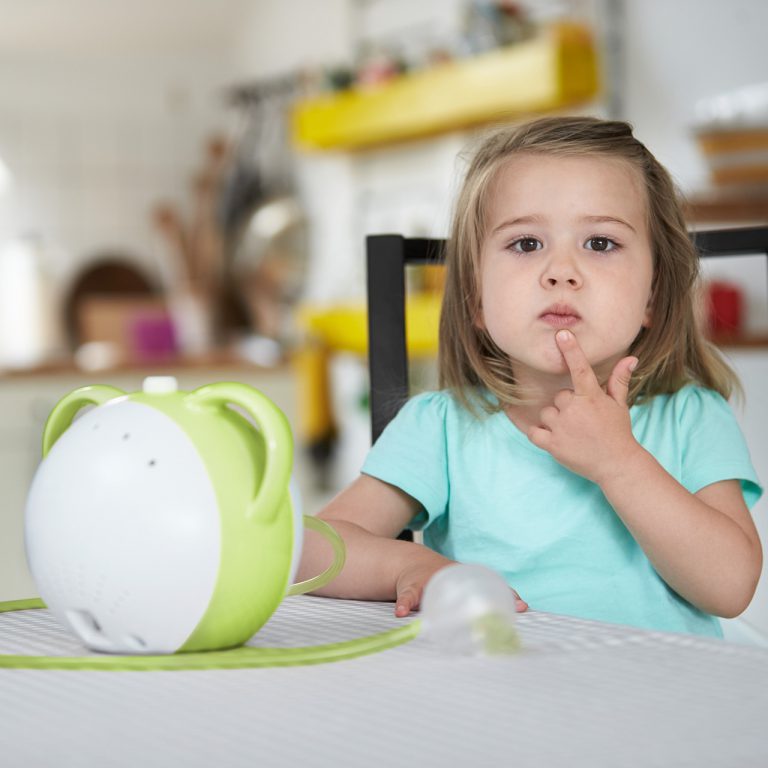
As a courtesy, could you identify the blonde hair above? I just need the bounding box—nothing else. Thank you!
[438,115,739,412]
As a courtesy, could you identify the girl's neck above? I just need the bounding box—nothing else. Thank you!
[502,359,617,433]
[504,398,553,435]
[503,375,568,434]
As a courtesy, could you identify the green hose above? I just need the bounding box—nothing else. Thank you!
[0,599,422,671]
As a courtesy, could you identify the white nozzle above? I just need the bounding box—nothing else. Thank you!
[420,564,520,655]
[142,376,179,394]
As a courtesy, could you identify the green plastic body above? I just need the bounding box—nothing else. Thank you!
[38,381,344,653]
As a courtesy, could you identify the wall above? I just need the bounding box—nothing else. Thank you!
[231,0,352,81]
[2,1,766,304]
[0,52,237,292]
[230,0,495,301]
[725,351,768,638]
[622,0,768,191]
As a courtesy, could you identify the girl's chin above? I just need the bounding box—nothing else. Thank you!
[541,348,571,375]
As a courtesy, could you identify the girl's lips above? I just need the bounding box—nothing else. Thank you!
[540,312,581,328]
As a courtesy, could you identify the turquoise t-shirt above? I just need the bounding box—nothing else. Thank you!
[362,385,762,637]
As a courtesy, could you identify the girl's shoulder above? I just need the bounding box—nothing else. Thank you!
[400,389,464,423]
[404,388,494,422]
[373,391,464,458]
[633,384,735,428]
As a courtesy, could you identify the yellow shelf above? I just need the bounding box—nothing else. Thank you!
[297,292,440,357]
[292,22,600,151]
[294,294,441,442]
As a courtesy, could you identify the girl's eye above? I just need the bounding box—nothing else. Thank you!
[585,236,618,252]
[510,237,542,253]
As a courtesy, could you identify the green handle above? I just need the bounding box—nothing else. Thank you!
[186,382,293,525]
[286,516,346,596]
[42,385,127,456]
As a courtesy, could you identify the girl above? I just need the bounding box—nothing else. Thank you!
[297,116,763,637]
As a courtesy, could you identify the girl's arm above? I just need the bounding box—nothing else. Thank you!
[597,456,760,618]
[529,330,762,618]
[296,474,457,615]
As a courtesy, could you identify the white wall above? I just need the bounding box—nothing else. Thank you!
[3,1,767,294]
[0,52,238,293]
[718,350,768,641]
[231,1,466,303]
[231,0,352,80]
[622,0,768,192]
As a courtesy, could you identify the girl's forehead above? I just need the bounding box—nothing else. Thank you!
[487,153,647,219]
[496,154,646,212]
[478,152,650,239]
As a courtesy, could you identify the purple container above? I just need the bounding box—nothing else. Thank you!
[130,311,178,361]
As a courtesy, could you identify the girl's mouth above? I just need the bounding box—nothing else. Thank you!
[540,304,581,328]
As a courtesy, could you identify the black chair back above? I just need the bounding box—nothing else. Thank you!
[366,227,768,443]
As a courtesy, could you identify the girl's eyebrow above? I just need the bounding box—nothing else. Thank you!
[490,215,543,234]
[491,214,637,236]
[581,215,637,233]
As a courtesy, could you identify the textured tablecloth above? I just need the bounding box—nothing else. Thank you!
[1,596,767,767]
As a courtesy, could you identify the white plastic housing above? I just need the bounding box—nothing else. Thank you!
[25,401,222,654]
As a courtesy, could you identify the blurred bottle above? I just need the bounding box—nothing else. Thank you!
[0,235,65,369]
[707,280,744,337]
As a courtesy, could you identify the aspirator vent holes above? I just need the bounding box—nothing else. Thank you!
[66,609,108,648]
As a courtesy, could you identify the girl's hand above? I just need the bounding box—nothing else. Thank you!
[394,557,450,617]
[394,555,528,617]
[528,329,642,484]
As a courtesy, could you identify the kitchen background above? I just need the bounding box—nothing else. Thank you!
[1,0,767,639]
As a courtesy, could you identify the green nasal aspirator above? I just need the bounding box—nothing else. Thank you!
[1,378,410,669]
[0,378,518,670]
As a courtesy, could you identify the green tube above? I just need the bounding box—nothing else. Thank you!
[0,600,422,671]
[0,597,46,611]
[286,515,346,596]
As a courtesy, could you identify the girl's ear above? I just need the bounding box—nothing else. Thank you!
[642,285,654,328]
[642,303,652,328]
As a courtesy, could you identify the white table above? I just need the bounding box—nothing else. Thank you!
[1,596,767,767]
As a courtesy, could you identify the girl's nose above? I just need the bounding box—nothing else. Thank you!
[540,252,583,289]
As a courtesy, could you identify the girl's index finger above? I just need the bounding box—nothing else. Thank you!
[555,330,600,393]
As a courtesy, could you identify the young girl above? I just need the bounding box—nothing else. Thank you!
[297,116,763,637]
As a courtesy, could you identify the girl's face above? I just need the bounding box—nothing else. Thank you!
[478,153,654,387]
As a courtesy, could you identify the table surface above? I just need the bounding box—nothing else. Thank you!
[1,596,768,768]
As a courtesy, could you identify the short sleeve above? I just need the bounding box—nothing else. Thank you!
[361,392,449,529]
[677,387,762,509]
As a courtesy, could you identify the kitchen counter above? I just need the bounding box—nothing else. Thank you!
[0,351,291,379]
